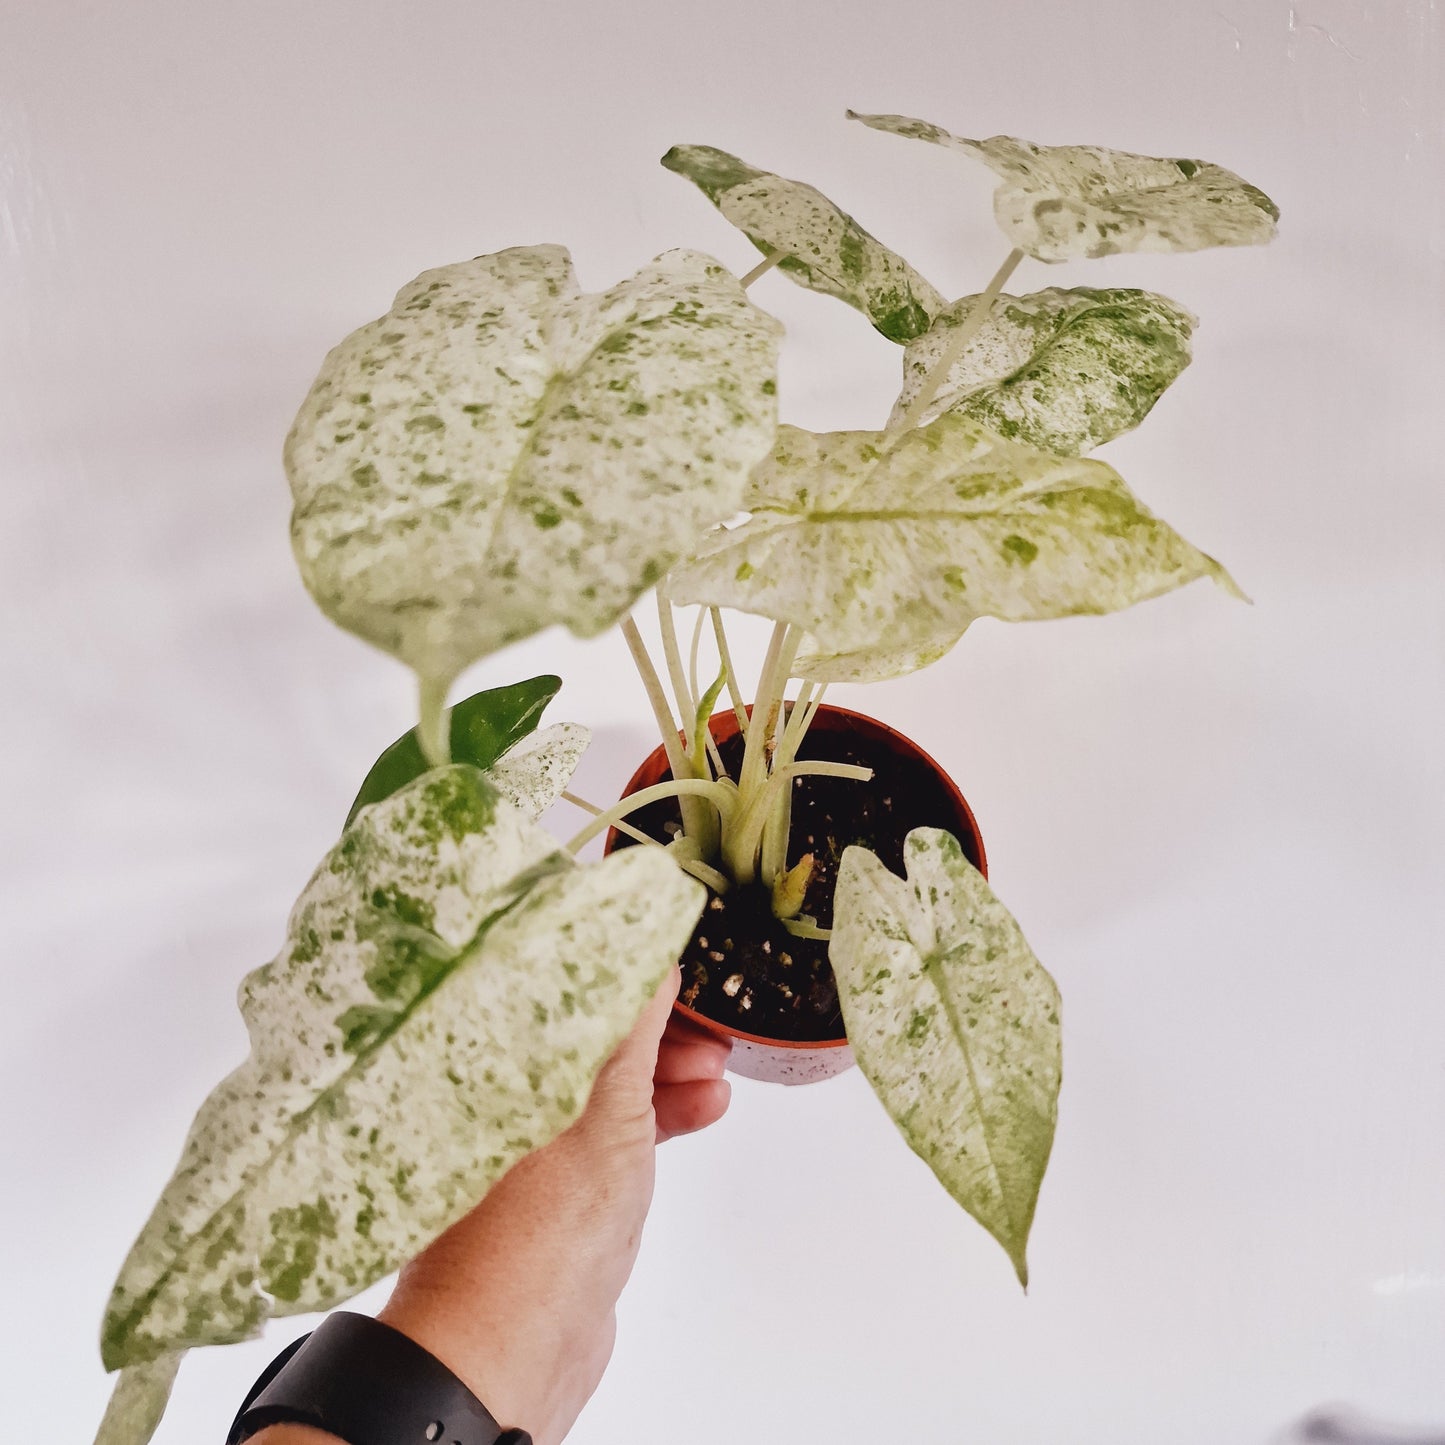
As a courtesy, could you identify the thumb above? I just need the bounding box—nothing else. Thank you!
[578,968,680,1134]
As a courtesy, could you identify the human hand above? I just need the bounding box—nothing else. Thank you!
[252,970,730,1445]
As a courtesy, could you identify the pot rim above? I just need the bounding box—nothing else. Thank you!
[607,701,986,1054]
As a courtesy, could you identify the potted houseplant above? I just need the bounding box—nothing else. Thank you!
[92,110,1277,1445]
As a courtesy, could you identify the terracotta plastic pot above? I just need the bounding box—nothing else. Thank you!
[605,703,987,1086]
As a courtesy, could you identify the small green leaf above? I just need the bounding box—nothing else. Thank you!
[101,767,702,1376]
[831,830,1062,1285]
[93,1353,182,1445]
[847,111,1279,262]
[288,246,780,691]
[891,287,1196,454]
[662,144,944,341]
[691,667,728,761]
[346,675,562,825]
[666,415,1243,683]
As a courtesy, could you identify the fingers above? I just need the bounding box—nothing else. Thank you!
[655,1078,732,1143]
[653,1015,732,1085]
[582,971,735,1145]
[578,969,681,1134]
[653,1007,731,1142]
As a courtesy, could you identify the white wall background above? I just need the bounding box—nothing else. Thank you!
[3,1,1442,1441]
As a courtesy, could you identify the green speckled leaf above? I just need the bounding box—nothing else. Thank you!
[100,767,702,1377]
[288,246,780,689]
[93,1353,181,1445]
[890,287,1196,453]
[847,111,1279,262]
[346,675,563,825]
[662,144,943,341]
[831,830,1061,1284]
[666,415,1242,683]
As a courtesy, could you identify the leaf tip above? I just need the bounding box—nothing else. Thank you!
[1013,1251,1030,1292]
[1212,560,1252,605]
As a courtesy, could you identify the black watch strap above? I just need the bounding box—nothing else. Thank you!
[227,1312,532,1445]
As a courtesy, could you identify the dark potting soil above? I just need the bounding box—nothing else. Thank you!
[614,719,980,1043]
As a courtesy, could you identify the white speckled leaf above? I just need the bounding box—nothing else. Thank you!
[484,721,590,818]
[847,111,1279,262]
[831,830,1061,1284]
[890,287,1196,453]
[666,415,1242,683]
[791,626,965,686]
[287,246,780,688]
[662,144,943,341]
[93,1353,182,1445]
[100,767,702,1376]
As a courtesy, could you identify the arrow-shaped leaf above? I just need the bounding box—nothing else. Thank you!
[662,143,944,341]
[831,829,1062,1285]
[666,415,1242,683]
[346,675,563,825]
[101,766,702,1382]
[847,110,1279,263]
[287,246,780,690]
[890,287,1196,454]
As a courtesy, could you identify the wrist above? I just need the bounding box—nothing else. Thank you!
[371,1125,637,1445]
[248,1428,343,1445]
[372,1301,556,1441]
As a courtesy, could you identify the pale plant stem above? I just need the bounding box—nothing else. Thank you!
[710,607,750,732]
[687,607,706,720]
[777,681,822,768]
[795,684,829,758]
[563,790,654,849]
[702,720,727,780]
[775,758,872,785]
[768,630,802,758]
[686,605,728,779]
[758,781,792,888]
[656,595,697,749]
[759,680,816,885]
[760,682,832,890]
[735,621,789,808]
[417,676,452,768]
[565,778,737,854]
[770,673,791,755]
[726,757,871,885]
[621,615,684,770]
[781,917,832,941]
[729,624,799,882]
[561,789,605,815]
[896,247,1025,433]
[565,789,730,891]
[620,615,717,854]
[674,855,732,893]
[740,248,784,288]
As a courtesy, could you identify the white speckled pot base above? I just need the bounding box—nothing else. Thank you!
[722,1033,856,1085]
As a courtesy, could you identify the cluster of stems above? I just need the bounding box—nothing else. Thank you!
[563,605,870,933]
[415,244,1029,927]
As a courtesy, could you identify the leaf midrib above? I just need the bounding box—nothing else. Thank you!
[104,865,559,1365]
[920,937,1020,1249]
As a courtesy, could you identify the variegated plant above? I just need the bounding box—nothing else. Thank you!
[96,111,1276,1445]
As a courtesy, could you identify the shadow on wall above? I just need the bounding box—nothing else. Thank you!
[1275,1409,1445,1445]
